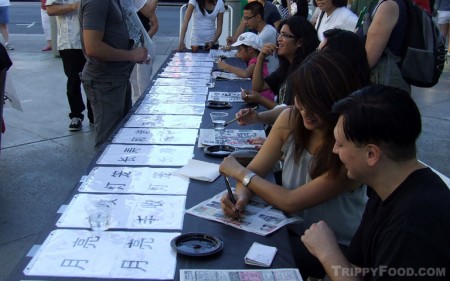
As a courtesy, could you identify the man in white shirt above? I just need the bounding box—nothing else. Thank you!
[227,0,280,46]
[243,1,278,45]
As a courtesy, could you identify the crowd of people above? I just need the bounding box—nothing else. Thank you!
[1,0,449,280]
[215,0,450,280]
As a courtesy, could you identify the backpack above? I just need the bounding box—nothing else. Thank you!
[401,0,446,87]
[359,0,446,88]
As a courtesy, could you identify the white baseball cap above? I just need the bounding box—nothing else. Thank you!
[231,32,262,51]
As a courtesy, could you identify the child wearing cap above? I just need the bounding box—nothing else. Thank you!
[217,32,275,103]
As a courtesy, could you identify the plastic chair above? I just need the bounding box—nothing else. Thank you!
[179,3,233,49]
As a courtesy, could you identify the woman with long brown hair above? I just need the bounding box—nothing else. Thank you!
[220,51,369,279]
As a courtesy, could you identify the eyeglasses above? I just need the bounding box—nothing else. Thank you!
[278,32,296,39]
[243,15,257,21]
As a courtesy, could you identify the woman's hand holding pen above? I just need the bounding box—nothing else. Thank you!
[235,107,259,126]
[220,157,252,219]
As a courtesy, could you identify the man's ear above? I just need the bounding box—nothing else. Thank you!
[366,144,381,167]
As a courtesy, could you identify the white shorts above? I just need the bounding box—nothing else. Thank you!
[437,10,450,25]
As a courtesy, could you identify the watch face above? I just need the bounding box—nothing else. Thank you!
[243,172,255,186]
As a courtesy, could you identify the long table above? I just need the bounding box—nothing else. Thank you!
[8,52,298,281]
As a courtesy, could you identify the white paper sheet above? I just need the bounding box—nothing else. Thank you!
[148,85,209,96]
[24,229,179,279]
[198,129,266,148]
[180,269,303,281]
[212,71,250,81]
[164,66,212,73]
[172,52,215,62]
[175,159,220,182]
[136,103,205,115]
[159,71,211,80]
[125,115,203,128]
[79,166,190,195]
[57,193,185,230]
[244,242,277,267]
[186,191,302,236]
[167,60,214,67]
[208,91,244,102]
[113,128,198,145]
[96,144,194,166]
[209,49,237,58]
[154,78,209,87]
[142,93,206,104]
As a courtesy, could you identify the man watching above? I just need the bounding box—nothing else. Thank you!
[47,0,93,131]
[301,85,450,280]
[79,0,149,149]
[227,0,281,46]
[240,1,277,45]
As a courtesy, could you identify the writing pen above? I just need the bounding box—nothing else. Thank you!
[224,176,242,221]
[224,106,258,127]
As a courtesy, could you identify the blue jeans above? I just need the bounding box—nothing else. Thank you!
[81,78,131,148]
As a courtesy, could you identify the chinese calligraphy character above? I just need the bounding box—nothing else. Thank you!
[61,259,89,270]
[121,260,148,272]
[72,236,100,248]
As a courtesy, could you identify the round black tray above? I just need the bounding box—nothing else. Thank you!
[203,145,237,157]
[171,233,224,257]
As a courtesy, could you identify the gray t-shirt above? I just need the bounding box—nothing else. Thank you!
[80,0,134,81]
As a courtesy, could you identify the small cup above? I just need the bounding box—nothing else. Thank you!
[207,74,215,88]
[88,210,111,232]
[210,112,228,131]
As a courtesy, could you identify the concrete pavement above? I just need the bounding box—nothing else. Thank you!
[0,32,449,281]
[0,33,179,281]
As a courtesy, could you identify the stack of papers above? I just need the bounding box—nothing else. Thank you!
[175,159,221,182]
[244,242,277,267]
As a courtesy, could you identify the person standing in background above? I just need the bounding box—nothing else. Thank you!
[315,0,358,41]
[79,0,148,149]
[47,0,93,131]
[0,43,12,152]
[227,0,281,46]
[130,0,159,105]
[0,0,13,50]
[40,0,52,51]
[436,0,450,57]
[177,0,225,52]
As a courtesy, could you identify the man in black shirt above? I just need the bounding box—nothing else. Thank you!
[301,85,450,281]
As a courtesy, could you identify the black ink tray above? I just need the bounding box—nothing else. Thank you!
[206,101,232,109]
[203,145,237,157]
[171,232,224,257]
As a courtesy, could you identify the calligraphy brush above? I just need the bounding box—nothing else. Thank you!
[224,106,258,127]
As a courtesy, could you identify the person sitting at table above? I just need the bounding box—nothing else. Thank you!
[238,28,370,148]
[219,51,369,279]
[301,85,450,280]
[241,16,319,110]
[176,0,225,52]
[217,32,274,103]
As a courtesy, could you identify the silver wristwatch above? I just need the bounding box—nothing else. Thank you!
[242,172,256,187]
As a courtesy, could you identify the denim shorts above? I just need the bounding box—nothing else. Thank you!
[438,10,450,25]
[0,6,10,24]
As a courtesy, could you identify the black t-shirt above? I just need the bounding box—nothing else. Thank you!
[265,68,292,105]
[347,168,450,280]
